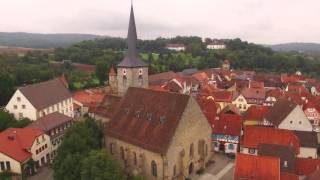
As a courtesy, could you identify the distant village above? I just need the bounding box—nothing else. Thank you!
[1,4,320,180]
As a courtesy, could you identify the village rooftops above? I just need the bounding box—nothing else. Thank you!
[18,78,71,110]
[0,128,44,162]
[242,126,300,154]
[104,87,190,155]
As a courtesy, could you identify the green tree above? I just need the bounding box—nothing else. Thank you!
[0,110,32,132]
[81,150,126,180]
[0,73,15,106]
[95,59,110,84]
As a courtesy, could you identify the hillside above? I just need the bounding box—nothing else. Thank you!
[0,32,105,48]
[266,43,320,55]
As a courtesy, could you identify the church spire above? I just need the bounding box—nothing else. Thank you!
[117,3,148,68]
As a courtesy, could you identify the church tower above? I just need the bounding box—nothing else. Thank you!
[117,4,148,95]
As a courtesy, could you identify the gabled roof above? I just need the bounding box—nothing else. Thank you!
[264,98,297,126]
[0,128,44,162]
[27,112,72,133]
[234,153,280,180]
[105,87,190,155]
[241,87,267,100]
[258,144,296,173]
[207,90,233,102]
[94,94,122,119]
[242,126,300,154]
[295,158,320,176]
[149,71,176,86]
[18,78,72,110]
[293,131,318,148]
[117,5,148,68]
[243,105,269,121]
[212,113,242,136]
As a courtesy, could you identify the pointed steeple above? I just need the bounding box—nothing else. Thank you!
[118,3,148,68]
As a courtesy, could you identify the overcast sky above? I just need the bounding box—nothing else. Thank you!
[0,0,319,44]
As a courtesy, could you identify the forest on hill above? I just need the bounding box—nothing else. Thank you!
[0,32,104,48]
[1,36,320,106]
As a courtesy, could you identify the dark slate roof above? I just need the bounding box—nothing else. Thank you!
[19,78,72,110]
[117,5,148,68]
[258,143,296,173]
[105,87,190,154]
[293,131,318,148]
[28,112,72,132]
[264,98,297,126]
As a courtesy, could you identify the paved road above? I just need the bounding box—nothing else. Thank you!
[27,166,53,180]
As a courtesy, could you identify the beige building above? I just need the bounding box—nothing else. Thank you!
[232,94,249,112]
[0,128,51,174]
[5,78,73,121]
[105,87,213,180]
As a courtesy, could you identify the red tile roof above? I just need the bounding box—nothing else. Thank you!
[73,90,105,107]
[234,153,280,180]
[192,72,208,82]
[243,105,269,121]
[105,87,190,155]
[280,173,299,180]
[207,90,233,102]
[212,114,242,136]
[28,112,73,133]
[249,81,264,89]
[0,128,44,162]
[295,158,320,176]
[264,98,297,126]
[242,87,267,100]
[242,126,300,154]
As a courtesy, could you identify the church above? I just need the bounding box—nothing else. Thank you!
[104,4,213,180]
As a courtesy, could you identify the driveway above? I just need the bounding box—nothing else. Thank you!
[27,166,53,180]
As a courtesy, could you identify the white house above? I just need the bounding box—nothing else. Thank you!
[6,78,73,121]
[206,42,226,50]
[263,99,313,132]
[166,44,185,51]
[0,128,51,174]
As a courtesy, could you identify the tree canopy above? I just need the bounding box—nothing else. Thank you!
[0,109,32,132]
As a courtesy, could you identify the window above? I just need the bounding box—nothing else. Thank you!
[52,106,54,111]
[110,144,114,155]
[13,105,17,109]
[189,143,194,157]
[151,160,157,177]
[173,165,177,176]
[283,161,288,168]
[123,76,127,87]
[0,162,4,171]
[120,147,125,160]
[36,150,39,155]
[19,113,23,119]
[299,121,302,124]
[228,144,234,150]
[6,162,11,170]
[290,121,293,124]
[133,152,137,165]
[22,105,26,109]
[36,138,40,144]
[138,75,143,87]
[17,97,21,102]
[249,148,255,154]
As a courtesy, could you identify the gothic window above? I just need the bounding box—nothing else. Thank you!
[138,68,143,75]
[138,75,143,87]
[189,143,194,157]
[133,152,137,165]
[123,76,127,87]
[151,160,157,177]
[120,147,125,160]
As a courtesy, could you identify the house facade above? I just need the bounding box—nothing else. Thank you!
[0,128,51,174]
[5,78,73,121]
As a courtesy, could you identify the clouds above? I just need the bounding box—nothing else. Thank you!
[0,0,319,44]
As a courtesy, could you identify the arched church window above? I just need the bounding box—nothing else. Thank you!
[138,75,143,87]
[123,76,127,87]
[151,160,157,177]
